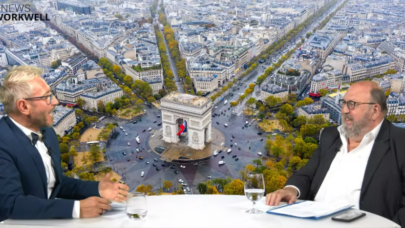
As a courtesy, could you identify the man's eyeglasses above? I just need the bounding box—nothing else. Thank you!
[24,92,55,105]
[339,99,376,110]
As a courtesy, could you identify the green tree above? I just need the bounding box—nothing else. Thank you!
[387,114,398,123]
[75,109,83,118]
[112,65,121,75]
[303,97,313,105]
[223,179,244,195]
[123,75,134,87]
[319,89,328,97]
[265,95,282,107]
[293,115,307,128]
[59,143,69,154]
[97,100,105,113]
[279,103,294,116]
[88,143,101,167]
[295,100,306,108]
[197,183,207,194]
[252,158,262,168]
[76,98,86,109]
[162,180,173,191]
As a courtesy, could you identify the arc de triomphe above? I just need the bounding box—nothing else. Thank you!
[160,92,212,150]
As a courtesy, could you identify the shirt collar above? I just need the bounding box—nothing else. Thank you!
[338,119,384,147]
[9,117,41,141]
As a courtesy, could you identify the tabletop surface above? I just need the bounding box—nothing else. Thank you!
[0,195,401,228]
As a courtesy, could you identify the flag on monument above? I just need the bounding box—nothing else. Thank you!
[177,120,187,136]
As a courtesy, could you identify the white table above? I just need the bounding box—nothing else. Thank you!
[1,195,401,228]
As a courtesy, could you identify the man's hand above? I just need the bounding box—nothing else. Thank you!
[99,174,129,203]
[265,187,298,206]
[80,197,111,218]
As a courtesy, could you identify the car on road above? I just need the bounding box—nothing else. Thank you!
[132,121,137,124]
[157,123,162,126]
[122,152,127,155]
[154,158,158,162]
[216,122,219,125]
[182,183,187,186]
[213,150,218,156]
[156,167,160,171]
[218,150,222,153]
[221,156,225,159]
[180,165,186,168]
[194,163,198,166]
[146,161,150,164]
[148,127,152,131]
[127,142,130,146]
[125,133,128,136]
[235,158,239,161]
[143,129,146,132]
[186,187,190,192]
[153,121,157,123]
[127,158,130,162]
[157,115,161,118]
[141,171,144,177]
[224,123,228,127]
[208,176,212,179]
[227,148,232,153]
[175,170,179,174]
[232,155,237,158]
[153,163,156,167]
[218,161,225,165]
[260,138,264,141]
[179,179,184,183]
[139,157,144,160]
[258,152,263,156]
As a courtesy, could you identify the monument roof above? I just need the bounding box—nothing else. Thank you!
[162,92,210,107]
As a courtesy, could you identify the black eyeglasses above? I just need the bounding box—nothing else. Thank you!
[340,99,376,110]
[24,92,55,105]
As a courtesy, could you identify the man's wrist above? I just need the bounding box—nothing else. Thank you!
[284,186,299,197]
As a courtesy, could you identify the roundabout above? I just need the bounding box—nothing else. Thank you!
[148,126,226,162]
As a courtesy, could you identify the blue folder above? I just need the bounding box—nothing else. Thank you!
[266,201,354,220]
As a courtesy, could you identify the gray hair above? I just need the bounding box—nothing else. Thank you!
[0,66,43,114]
[370,87,387,116]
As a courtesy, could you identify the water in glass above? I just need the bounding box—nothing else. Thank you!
[244,173,265,214]
[126,193,147,219]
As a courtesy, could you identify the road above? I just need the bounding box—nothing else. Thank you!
[212,0,344,116]
[104,102,269,194]
[159,26,184,93]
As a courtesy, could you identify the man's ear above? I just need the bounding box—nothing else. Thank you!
[16,99,30,115]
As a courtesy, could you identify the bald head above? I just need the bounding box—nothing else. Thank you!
[347,81,387,116]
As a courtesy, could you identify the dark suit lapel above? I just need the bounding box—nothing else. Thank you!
[360,120,390,199]
[4,117,48,195]
[313,136,342,196]
[41,128,62,199]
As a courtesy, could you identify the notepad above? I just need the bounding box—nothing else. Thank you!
[267,201,353,219]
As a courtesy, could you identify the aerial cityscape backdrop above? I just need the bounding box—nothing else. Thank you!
[0,0,404,196]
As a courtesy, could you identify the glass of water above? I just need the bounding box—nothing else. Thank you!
[244,173,265,214]
[126,193,147,219]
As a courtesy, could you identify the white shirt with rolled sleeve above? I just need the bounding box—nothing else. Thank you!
[10,117,81,218]
[286,119,384,209]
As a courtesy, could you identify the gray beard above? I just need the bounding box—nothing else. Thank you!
[341,114,370,138]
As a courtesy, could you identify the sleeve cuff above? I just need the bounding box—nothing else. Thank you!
[284,185,301,198]
[72,200,80,218]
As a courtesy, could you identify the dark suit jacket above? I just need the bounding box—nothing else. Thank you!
[0,116,100,221]
[286,119,405,226]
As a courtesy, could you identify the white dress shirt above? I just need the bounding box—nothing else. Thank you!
[10,117,81,218]
[287,119,384,209]
[315,120,384,208]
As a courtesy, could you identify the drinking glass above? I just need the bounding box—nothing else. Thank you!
[126,192,147,219]
[244,173,265,214]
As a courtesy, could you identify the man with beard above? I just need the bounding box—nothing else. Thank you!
[265,81,404,226]
[0,66,129,221]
